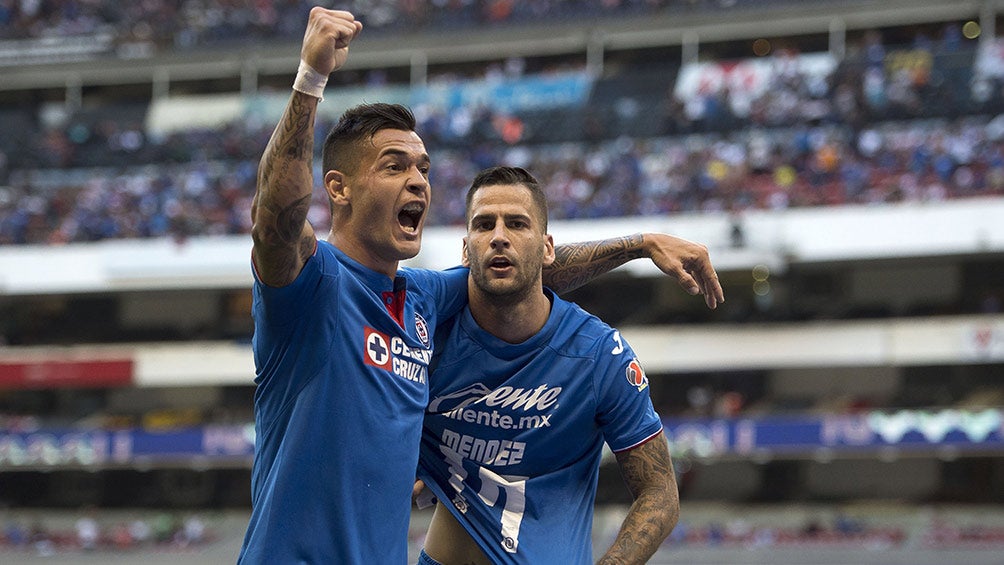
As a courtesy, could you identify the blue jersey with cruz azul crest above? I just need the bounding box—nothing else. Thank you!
[418,289,663,564]
[239,240,467,564]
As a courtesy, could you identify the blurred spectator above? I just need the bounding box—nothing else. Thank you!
[180,515,206,546]
[74,512,98,551]
[3,520,30,548]
[128,518,151,547]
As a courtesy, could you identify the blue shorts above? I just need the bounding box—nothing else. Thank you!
[418,549,444,565]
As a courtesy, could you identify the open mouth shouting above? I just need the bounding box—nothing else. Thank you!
[398,201,425,235]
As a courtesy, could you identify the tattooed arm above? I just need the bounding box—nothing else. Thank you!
[597,431,679,565]
[250,90,321,287]
[543,233,724,309]
[250,9,362,287]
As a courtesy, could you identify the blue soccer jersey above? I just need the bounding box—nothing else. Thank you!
[239,240,467,564]
[418,289,663,564]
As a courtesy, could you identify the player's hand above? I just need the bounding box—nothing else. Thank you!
[300,8,363,76]
[643,233,724,309]
[412,479,436,509]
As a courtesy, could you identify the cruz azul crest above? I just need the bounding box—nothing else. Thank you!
[414,312,430,347]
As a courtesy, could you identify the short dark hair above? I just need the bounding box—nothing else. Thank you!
[466,166,548,232]
[322,103,417,175]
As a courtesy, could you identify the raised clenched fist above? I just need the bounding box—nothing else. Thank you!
[300,8,364,77]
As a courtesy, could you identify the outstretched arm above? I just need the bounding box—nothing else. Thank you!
[597,431,679,565]
[544,233,724,309]
[250,8,362,287]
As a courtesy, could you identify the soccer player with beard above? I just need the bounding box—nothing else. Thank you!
[418,167,681,565]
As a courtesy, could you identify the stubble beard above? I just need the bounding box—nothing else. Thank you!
[470,258,542,307]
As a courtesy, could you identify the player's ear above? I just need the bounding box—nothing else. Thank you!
[542,233,555,267]
[461,236,471,267]
[325,169,350,209]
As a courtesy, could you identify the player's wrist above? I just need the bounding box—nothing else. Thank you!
[292,60,328,100]
[637,233,654,258]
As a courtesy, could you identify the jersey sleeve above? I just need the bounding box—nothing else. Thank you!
[406,266,469,322]
[251,241,332,327]
[594,331,663,453]
[250,243,340,421]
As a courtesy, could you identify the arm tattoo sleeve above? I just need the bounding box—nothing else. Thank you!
[598,435,679,565]
[543,234,645,294]
[252,93,318,283]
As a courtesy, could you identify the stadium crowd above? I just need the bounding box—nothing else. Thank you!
[1,511,214,556]
[0,0,832,47]
[6,504,1002,558]
[7,114,1001,245]
[1,20,1002,245]
[0,12,999,245]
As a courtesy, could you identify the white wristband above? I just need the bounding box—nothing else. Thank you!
[292,60,328,100]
